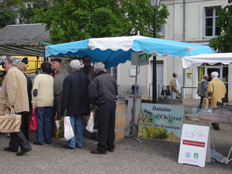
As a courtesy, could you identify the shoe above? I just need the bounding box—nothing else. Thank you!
[33,142,43,145]
[16,149,31,156]
[91,149,107,154]
[62,145,75,150]
[45,142,51,144]
[75,145,83,148]
[107,148,114,152]
[4,147,18,152]
[211,123,220,130]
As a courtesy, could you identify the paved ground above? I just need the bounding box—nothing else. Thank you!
[0,97,232,173]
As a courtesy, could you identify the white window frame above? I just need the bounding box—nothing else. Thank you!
[203,6,221,38]
[106,66,117,82]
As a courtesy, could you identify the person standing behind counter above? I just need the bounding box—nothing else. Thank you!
[207,71,226,130]
[80,55,95,82]
[89,62,118,154]
[51,58,68,137]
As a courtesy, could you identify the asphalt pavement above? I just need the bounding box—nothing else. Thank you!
[0,97,232,173]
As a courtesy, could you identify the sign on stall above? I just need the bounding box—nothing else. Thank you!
[178,124,210,167]
[138,103,184,142]
[131,52,149,66]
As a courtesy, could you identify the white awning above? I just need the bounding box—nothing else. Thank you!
[182,53,232,68]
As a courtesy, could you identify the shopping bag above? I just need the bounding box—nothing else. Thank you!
[0,108,21,133]
[86,109,98,133]
[64,116,74,141]
[56,117,64,139]
[29,108,37,131]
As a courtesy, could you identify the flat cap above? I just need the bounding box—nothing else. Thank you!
[51,58,62,63]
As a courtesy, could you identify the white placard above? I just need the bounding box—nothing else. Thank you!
[178,124,209,167]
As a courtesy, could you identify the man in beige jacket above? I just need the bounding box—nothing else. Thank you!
[0,57,32,156]
[170,73,180,99]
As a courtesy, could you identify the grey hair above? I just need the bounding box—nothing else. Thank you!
[94,62,105,71]
[70,60,81,70]
[203,74,208,79]
[211,71,219,79]
[6,57,17,66]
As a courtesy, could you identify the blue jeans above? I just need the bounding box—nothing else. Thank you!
[35,107,53,144]
[196,96,204,113]
[67,115,84,148]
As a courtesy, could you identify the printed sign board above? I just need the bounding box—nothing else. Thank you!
[178,124,210,167]
[131,52,149,66]
[138,103,184,142]
[187,73,192,78]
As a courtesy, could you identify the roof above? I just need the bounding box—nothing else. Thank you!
[0,23,51,57]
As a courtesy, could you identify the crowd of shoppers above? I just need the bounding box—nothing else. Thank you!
[0,56,118,156]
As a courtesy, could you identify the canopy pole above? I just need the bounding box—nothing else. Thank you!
[152,8,157,103]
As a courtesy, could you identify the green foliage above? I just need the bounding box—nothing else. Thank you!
[32,0,169,44]
[0,10,18,29]
[209,2,232,52]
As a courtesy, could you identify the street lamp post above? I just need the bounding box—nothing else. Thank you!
[150,0,161,103]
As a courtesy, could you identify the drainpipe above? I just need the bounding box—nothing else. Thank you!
[183,0,186,98]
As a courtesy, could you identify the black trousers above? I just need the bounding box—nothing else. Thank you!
[20,112,29,141]
[9,112,32,151]
[51,96,61,137]
[97,102,116,152]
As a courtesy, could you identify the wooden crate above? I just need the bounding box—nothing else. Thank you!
[198,112,232,124]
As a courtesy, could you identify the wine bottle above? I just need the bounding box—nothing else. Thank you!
[161,86,164,99]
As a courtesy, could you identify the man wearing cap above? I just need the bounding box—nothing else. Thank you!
[80,55,95,82]
[51,58,68,137]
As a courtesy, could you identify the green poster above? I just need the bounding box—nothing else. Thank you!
[138,103,184,142]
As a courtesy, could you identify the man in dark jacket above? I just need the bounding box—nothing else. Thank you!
[89,62,118,154]
[60,60,90,149]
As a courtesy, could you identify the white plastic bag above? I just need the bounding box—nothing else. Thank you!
[86,109,97,133]
[55,116,74,141]
[64,116,74,141]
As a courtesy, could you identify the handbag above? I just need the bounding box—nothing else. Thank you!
[29,108,37,131]
[0,108,21,133]
[55,110,74,141]
[86,109,98,133]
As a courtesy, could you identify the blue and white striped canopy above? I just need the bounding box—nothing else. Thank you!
[46,36,214,69]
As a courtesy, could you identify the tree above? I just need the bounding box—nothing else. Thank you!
[209,1,232,52]
[32,0,169,44]
[0,10,18,29]
[18,0,51,24]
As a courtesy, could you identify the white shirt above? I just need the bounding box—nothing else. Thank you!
[175,78,179,90]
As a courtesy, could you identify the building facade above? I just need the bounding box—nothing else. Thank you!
[113,0,231,100]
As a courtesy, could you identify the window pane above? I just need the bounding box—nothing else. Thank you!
[206,27,212,36]
[206,9,213,16]
[223,67,228,82]
[206,18,213,27]
[215,27,220,35]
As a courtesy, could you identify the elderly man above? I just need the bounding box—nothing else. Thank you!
[1,57,32,156]
[196,74,209,113]
[60,60,89,149]
[207,71,227,130]
[89,62,118,154]
[80,55,95,82]
[51,58,68,137]
[170,73,180,99]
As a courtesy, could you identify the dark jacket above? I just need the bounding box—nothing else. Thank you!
[24,74,32,109]
[60,71,90,116]
[88,71,118,106]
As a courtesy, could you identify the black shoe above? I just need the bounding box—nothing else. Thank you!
[33,142,43,145]
[91,149,107,154]
[16,149,31,156]
[211,123,220,130]
[63,145,75,150]
[75,145,83,148]
[4,147,18,152]
[107,149,114,152]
